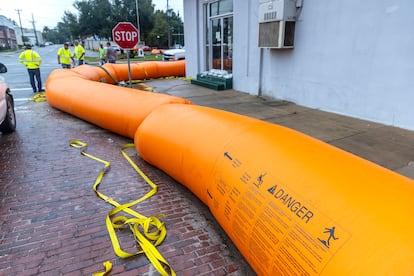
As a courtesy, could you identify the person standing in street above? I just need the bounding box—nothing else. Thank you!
[105,42,117,64]
[74,40,85,66]
[98,43,106,65]
[19,45,44,93]
[57,42,75,69]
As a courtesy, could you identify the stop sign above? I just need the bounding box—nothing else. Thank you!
[112,22,139,49]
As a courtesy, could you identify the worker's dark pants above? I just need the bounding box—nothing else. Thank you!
[27,68,42,92]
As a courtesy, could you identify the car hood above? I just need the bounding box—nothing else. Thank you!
[163,49,185,55]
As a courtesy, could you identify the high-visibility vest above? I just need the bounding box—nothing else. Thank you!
[58,48,73,65]
[19,50,42,69]
[99,47,106,59]
[74,44,85,60]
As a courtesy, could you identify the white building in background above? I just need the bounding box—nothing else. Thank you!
[0,14,44,47]
[21,28,44,46]
[183,0,414,131]
[0,15,18,49]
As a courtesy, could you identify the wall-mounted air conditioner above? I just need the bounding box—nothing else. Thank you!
[258,20,295,49]
[258,0,297,49]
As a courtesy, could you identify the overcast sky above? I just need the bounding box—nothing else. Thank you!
[0,0,183,30]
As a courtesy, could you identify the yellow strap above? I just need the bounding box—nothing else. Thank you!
[179,76,193,81]
[69,140,175,276]
[28,92,46,102]
[92,261,112,276]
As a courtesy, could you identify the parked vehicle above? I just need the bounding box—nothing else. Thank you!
[0,63,16,133]
[141,45,151,51]
[163,49,186,61]
[110,45,121,52]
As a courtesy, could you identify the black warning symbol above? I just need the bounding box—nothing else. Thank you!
[318,226,339,248]
[253,172,267,188]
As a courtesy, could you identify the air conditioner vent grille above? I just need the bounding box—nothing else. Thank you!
[284,21,295,47]
[258,21,280,48]
[264,11,277,21]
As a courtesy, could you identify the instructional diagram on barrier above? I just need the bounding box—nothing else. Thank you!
[210,148,351,275]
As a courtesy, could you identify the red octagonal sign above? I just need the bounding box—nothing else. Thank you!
[112,22,139,49]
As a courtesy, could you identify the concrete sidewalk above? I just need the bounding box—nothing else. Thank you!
[147,78,414,180]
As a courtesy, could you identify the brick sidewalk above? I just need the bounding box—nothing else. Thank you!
[2,78,414,275]
[0,102,255,275]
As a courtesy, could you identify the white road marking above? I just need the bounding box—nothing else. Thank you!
[14,98,32,102]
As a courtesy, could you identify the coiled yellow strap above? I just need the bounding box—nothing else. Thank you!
[28,92,46,102]
[69,140,175,276]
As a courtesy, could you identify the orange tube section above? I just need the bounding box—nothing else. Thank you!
[71,60,186,83]
[46,61,190,138]
[135,104,414,275]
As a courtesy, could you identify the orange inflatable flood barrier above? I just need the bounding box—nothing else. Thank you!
[135,104,414,275]
[47,61,414,274]
[46,61,189,138]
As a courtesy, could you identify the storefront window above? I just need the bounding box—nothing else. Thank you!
[210,0,233,16]
[205,0,233,72]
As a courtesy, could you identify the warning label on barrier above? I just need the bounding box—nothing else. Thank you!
[211,147,351,275]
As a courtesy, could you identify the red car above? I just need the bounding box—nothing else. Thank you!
[141,45,151,51]
[0,63,16,133]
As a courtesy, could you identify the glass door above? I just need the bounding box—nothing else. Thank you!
[222,17,233,71]
[211,18,222,70]
[205,0,233,73]
[209,16,233,72]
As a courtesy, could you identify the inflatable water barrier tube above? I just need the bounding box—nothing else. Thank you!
[135,104,414,275]
[46,61,190,138]
[47,62,414,274]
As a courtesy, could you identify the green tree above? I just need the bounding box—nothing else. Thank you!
[111,0,155,43]
[41,0,184,47]
[59,11,79,42]
[42,26,60,43]
[169,10,184,47]
[75,0,114,39]
[147,9,184,48]
[147,10,169,48]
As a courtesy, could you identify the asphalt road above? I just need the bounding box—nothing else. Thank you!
[0,45,70,106]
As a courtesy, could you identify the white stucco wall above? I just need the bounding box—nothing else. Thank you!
[184,0,414,130]
[183,0,208,78]
[260,0,414,130]
[232,1,261,94]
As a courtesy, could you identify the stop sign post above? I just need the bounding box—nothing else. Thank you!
[112,22,139,87]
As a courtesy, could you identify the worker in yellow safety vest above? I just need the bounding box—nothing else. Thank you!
[57,42,75,69]
[19,44,44,93]
[98,43,106,65]
[74,40,85,66]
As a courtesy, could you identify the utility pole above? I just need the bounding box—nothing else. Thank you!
[135,0,141,44]
[167,0,171,48]
[177,11,181,46]
[31,13,39,46]
[15,9,24,46]
[30,13,39,46]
